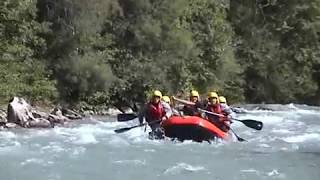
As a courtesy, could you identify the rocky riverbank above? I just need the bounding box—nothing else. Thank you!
[0,97,128,129]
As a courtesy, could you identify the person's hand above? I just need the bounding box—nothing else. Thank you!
[200,112,206,119]
[226,115,233,124]
[161,116,168,121]
[220,115,230,122]
[171,96,176,100]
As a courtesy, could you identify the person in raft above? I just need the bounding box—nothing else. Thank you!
[205,92,231,132]
[162,96,180,116]
[172,90,204,116]
[138,90,172,139]
[219,96,235,118]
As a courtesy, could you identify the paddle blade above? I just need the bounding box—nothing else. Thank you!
[230,128,247,142]
[236,136,247,142]
[114,123,144,133]
[241,119,263,130]
[117,113,138,122]
[114,127,132,133]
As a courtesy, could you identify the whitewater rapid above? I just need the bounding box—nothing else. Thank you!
[0,104,319,180]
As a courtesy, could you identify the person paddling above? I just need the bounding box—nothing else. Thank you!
[173,90,204,116]
[138,90,172,139]
[219,96,235,117]
[162,96,180,116]
[205,92,230,132]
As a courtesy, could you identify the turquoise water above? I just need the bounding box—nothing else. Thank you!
[0,104,320,180]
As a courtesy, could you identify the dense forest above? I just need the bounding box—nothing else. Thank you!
[1,0,320,109]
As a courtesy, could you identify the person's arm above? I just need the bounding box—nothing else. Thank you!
[161,102,172,120]
[221,104,236,118]
[172,96,195,106]
[223,105,232,115]
[230,107,247,114]
[172,108,181,116]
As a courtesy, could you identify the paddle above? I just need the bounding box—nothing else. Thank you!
[117,113,138,122]
[114,120,161,134]
[198,109,263,131]
[229,128,247,142]
[114,123,144,133]
[196,108,248,142]
[232,119,263,130]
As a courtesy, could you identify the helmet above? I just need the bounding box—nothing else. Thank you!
[162,96,170,103]
[153,90,162,98]
[219,96,227,103]
[190,90,199,97]
[208,92,218,99]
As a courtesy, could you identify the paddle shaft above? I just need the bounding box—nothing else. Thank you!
[198,108,263,130]
[198,109,224,117]
[114,119,161,133]
[229,128,247,142]
[172,97,196,106]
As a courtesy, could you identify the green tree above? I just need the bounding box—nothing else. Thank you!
[102,0,244,107]
[0,0,56,103]
[103,0,197,106]
[182,0,243,102]
[230,0,320,104]
[37,0,116,104]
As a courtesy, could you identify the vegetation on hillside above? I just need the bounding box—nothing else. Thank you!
[1,0,319,108]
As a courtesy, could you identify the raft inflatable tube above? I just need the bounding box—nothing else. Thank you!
[161,116,228,142]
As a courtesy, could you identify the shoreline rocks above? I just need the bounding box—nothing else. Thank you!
[1,97,86,129]
[80,106,133,116]
[0,96,131,129]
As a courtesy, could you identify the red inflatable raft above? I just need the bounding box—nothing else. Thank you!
[161,116,228,142]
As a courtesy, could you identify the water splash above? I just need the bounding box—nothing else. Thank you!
[163,163,206,175]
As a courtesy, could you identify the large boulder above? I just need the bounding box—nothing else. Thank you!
[49,107,68,124]
[7,97,52,128]
[7,97,31,127]
[28,118,53,128]
[61,108,83,120]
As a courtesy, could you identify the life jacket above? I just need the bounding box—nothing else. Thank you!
[145,102,165,123]
[206,103,230,132]
[206,103,222,114]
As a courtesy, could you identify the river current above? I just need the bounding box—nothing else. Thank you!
[0,104,319,180]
